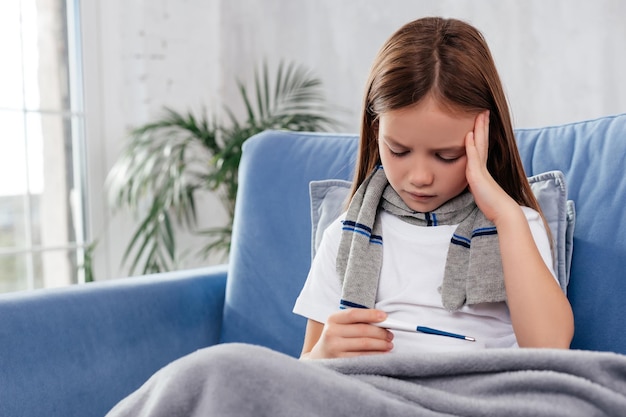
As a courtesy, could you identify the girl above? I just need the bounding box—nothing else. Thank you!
[106,17,577,417]
[293,16,574,358]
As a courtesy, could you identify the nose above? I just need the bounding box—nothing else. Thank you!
[409,161,434,187]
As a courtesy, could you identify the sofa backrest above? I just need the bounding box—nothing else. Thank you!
[220,114,626,356]
[516,114,626,353]
[219,132,358,356]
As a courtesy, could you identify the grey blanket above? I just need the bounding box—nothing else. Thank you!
[106,343,626,417]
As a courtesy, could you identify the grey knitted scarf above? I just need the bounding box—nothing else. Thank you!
[337,166,505,312]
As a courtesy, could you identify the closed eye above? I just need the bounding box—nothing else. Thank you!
[436,154,463,163]
[389,149,409,157]
[386,144,410,157]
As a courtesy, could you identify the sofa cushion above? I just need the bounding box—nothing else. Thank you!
[309,171,575,293]
[527,171,576,292]
[309,179,352,259]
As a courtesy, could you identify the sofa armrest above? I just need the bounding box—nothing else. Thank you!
[0,264,228,417]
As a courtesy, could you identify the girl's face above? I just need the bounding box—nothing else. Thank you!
[377,96,477,213]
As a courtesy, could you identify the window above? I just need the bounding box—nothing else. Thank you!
[0,0,88,292]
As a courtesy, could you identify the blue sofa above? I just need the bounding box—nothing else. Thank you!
[2,113,626,417]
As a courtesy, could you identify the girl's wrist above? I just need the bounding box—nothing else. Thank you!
[491,199,524,229]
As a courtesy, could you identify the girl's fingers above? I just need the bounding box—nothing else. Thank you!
[325,322,393,340]
[329,307,387,325]
[317,324,394,357]
[326,309,392,342]
[465,131,478,171]
[339,336,394,354]
[465,111,489,177]
[319,309,395,357]
[465,111,493,182]
[480,111,490,161]
[471,110,490,164]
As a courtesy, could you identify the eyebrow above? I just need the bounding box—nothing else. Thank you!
[381,136,413,150]
[382,136,465,153]
[433,145,466,153]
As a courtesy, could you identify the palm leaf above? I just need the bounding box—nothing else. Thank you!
[108,61,338,275]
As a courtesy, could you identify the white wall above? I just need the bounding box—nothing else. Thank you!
[219,0,626,130]
[81,0,224,279]
[82,0,626,279]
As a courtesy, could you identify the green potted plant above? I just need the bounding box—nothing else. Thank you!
[107,61,338,275]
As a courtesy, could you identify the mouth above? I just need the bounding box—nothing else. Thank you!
[405,191,436,202]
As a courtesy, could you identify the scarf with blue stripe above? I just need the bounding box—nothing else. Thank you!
[337,166,504,312]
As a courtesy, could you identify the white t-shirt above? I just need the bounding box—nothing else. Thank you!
[293,207,556,354]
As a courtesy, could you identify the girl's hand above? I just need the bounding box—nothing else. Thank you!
[465,111,517,224]
[466,112,574,348]
[305,309,393,359]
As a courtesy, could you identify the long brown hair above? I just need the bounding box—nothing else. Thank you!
[352,17,541,216]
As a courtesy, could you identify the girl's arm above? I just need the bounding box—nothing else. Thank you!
[465,111,574,348]
[300,309,393,359]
